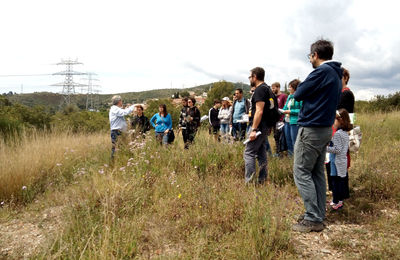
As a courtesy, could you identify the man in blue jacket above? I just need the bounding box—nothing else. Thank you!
[292,39,342,233]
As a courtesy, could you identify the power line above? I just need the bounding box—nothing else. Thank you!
[51,59,87,106]
[0,74,52,77]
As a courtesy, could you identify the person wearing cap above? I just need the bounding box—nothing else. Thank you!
[109,95,136,159]
[218,97,232,141]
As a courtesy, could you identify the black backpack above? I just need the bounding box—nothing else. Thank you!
[263,84,281,127]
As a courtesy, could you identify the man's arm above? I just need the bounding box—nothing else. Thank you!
[113,105,136,117]
[294,68,324,101]
[249,101,265,141]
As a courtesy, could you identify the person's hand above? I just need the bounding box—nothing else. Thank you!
[283,110,290,114]
[249,130,257,141]
[164,129,169,134]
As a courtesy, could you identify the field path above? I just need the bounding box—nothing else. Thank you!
[0,206,63,258]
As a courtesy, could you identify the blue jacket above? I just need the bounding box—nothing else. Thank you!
[294,61,342,127]
[150,113,172,133]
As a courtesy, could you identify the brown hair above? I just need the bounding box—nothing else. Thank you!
[337,108,353,131]
[159,104,167,117]
[271,82,280,89]
[289,79,301,91]
[250,67,265,81]
[342,67,350,85]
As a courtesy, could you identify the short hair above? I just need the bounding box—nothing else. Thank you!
[111,95,122,105]
[310,39,334,60]
[136,105,144,111]
[271,82,281,89]
[235,88,243,94]
[214,99,221,105]
[337,108,353,132]
[342,67,350,84]
[159,104,167,116]
[288,79,301,91]
[182,97,188,102]
[250,67,265,81]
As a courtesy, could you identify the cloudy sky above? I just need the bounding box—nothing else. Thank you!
[0,0,399,100]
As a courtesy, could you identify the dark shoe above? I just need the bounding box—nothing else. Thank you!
[292,219,325,233]
[297,214,305,222]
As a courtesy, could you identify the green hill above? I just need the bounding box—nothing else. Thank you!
[7,82,250,111]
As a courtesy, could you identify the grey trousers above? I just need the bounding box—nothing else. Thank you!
[293,126,332,222]
[244,129,268,184]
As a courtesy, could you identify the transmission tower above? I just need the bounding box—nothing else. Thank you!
[81,72,101,110]
[51,59,87,106]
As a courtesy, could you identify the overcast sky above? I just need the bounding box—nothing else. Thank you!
[0,0,399,100]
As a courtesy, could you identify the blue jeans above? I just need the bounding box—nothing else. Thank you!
[284,123,299,155]
[155,132,169,145]
[293,126,332,222]
[110,129,121,159]
[244,128,268,184]
[220,124,229,135]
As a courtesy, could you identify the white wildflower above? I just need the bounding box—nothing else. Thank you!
[98,169,104,174]
[56,163,62,167]
[22,186,27,190]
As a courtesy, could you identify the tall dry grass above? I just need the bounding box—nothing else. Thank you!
[0,130,109,203]
[1,111,399,258]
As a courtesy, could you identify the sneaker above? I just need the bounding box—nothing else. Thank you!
[331,202,343,210]
[292,219,325,233]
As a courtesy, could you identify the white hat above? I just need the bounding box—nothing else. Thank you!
[222,97,229,101]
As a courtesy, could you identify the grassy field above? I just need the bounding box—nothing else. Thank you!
[0,111,399,259]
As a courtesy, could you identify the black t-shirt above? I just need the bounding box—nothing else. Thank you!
[337,90,355,113]
[250,82,273,131]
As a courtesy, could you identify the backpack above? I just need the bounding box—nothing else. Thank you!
[167,129,175,144]
[263,84,281,127]
[349,125,362,152]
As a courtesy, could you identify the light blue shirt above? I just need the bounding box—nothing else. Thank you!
[150,113,172,133]
[233,98,246,123]
[109,105,135,131]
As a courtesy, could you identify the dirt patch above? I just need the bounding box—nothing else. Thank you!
[0,206,63,259]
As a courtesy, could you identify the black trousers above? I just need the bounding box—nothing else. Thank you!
[332,175,346,203]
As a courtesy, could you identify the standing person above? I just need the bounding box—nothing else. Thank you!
[130,105,150,136]
[230,88,250,141]
[208,99,221,141]
[218,97,232,142]
[282,79,302,156]
[337,68,355,113]
[245,67,274,184]
[327,109,353,210]
[178,98,189,144]
[271,82,288,156]
[150,104,172,146]
[184,97,201,149]
[109,95,136,159]
[292,39,342,233]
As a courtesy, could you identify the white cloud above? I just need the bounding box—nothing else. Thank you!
[0,0,399,100]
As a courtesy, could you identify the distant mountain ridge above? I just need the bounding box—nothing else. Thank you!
[7,82,250,111]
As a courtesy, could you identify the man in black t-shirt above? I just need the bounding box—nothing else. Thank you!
[244,67,272,184]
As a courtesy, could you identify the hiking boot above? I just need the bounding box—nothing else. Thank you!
[292,219,325,233]
[297,214,305,222]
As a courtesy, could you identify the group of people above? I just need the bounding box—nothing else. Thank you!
[108,39,356,234]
